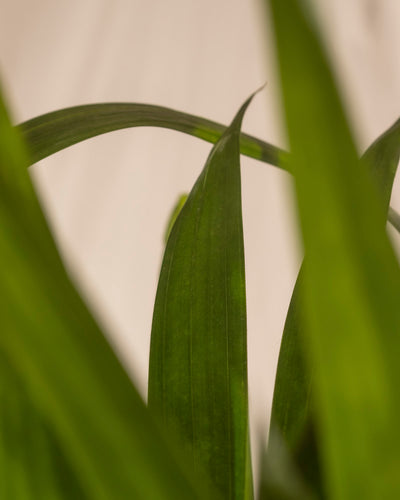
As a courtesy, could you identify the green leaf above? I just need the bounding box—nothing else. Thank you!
[268,0,400,498]
[0,351,87,500]
[270,115,400,479]
[362,117,400,212]
[268,268,324,498]
[270,267,310,449]
[258,428,315,500]
[148,93,258,500]
[164,193,188,244]
[18,102,400,236]
[388,207,400,233]
[0,88,216,499]
[18,102,285,168]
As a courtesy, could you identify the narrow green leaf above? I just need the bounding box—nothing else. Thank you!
[388,206,400,233]
[258,428,315,500]
[270,267,310,449]
[270,115,400,457]
[164,193,188,244]
[268,268,324,498]
[0,88,216,499]
[18,103,400,239]
[362,117,400,212]
[148,93,258,499]
[18,103,285,168]
[268,0,400,498]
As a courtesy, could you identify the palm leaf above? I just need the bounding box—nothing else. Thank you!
[148,93,258,499]
[18,102,285,167]
[270,114,400,477]
[267,0,400,498]
[0,87,216,499]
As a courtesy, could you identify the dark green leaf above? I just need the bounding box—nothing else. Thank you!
[362,117,400,212]
[270,267,310,449]
[0,87,216,499]
[258,428,315,500]
[18,102,285,168]
[148,93,258,499]
[268,0,400,498]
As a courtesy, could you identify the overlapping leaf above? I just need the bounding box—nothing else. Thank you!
[269,115,400,492]
[0,87,216,499]
[148,94,257,500]
[267,0,400,498]
[0,351,87,500]
[18,102,285,167]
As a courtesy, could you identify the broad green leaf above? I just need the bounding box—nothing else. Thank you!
[18,102,285,168]
[148,93,257,500]
[270,116,400,467]
[268,0,400,498]
[258,428,315,500]
[0,88,216,499]
[0,351,87,500]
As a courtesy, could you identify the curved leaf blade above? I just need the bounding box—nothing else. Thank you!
[362,117,400,212]
[164,193,188,244]
[270,115,400,454]
[148,93,257,499]
[18,102,285,168]
[268,0,400,498]
[270,267,309,449]
[0,88,215,499]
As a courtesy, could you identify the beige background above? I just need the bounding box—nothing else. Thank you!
[1,0,400,484]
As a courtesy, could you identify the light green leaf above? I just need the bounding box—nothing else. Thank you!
[0,351,87,500]
[268,0,400,498]
[269,115,400,483]
[0,87,216,499]
[148,93,258,499]
[18,102,285,168]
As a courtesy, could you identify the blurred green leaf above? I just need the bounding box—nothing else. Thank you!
[388,207,400,233]
[148,93,258,499]
[268,0,400,498]
[18,102,285,168]
[0,88,216,499]
[258,428,315,500]
[270,114,400,492]
[0,351,87,500]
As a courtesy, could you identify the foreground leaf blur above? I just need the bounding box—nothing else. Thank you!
[0,87,214,500]
[268,0,400,498]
